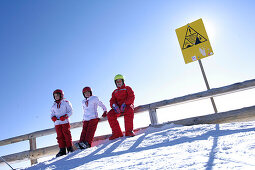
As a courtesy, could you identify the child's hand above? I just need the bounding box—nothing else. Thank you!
[60,114,68,121]
[51,116,57,122]
[113,104,120,114]
[102,111,107,117]
[120,103,126,112]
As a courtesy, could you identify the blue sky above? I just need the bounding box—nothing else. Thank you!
[1,0,255,168]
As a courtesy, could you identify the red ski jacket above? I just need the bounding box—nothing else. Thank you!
[110,84,135,108]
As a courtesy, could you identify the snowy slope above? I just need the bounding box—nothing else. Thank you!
[23,121,255,170]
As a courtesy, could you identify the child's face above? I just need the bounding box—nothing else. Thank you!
[84,91,91,98]
[54,93,61,100]
[116,79,123,87]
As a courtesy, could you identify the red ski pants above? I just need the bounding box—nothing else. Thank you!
[79,118,99,146]
[55,123,73,148]
[107,105,134,134]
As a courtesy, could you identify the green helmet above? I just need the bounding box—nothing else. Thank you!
[114,74,124,81]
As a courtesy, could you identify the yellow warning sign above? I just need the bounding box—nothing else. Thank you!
[176,19,214,64]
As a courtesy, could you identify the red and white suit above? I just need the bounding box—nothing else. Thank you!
[51,100,73,148]
[80,96,107,146]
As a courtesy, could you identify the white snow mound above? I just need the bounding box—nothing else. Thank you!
[24,121,255,170]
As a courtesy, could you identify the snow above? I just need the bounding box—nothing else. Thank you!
[23,121,255,170]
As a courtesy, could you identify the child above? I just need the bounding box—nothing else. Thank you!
[76,87,107,149]
[104,74,135,140]
[51,89,74,157]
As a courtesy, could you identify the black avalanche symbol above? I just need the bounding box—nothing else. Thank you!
[182,25,207,50]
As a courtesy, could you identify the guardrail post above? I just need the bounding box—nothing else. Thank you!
[29,138,37,165]
[149,108,158,126]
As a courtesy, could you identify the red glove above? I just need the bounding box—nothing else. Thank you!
[60,114,68,121]
[102,111,107,117]
[51,116,57,122]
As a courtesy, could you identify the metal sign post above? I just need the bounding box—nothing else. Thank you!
[198,59,218,113]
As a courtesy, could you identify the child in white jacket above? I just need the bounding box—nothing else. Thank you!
[51,89,74,157]
[76,86,107,149]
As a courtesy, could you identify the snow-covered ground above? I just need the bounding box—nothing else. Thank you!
[23,121,255,170]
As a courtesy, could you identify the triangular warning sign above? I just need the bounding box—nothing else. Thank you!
[182,26,207,50]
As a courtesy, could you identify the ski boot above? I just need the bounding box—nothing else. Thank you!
[56,148,66,157]
[79,141,91,149]
[125,130,135,137]
[109,132,123,140]
[75,141,91,149]
[67,146,74,153]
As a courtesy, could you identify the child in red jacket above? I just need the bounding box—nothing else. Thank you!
[104,74,135,140]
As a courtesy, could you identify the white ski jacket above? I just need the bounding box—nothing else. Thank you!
[51,100,73,126]
[82,96,107,121]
